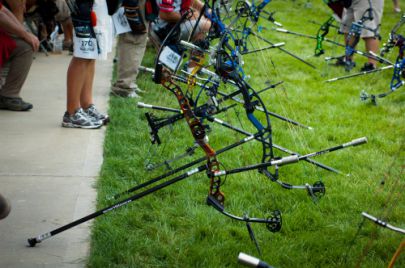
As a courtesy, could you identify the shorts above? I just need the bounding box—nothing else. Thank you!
[54,0,71,23]
[72,0,113,60]
[340,0,384,38]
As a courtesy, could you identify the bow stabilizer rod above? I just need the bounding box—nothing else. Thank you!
[112,132,262,200]
[209,116,343,174]
[211,137,367,176]
[362,212,405,235]
[27,164,208,247]
[233,28,317,69]
[238,252,274,268]
[325,65,394,83]
[137,102,182,113]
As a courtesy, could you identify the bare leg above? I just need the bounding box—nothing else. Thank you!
[80,59,95,109]
[364,37,379,67]
[66,57,94,114]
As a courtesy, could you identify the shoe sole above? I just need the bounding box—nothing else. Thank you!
[0,104,33,111]
[102,117,110,125]
[110,91,140,98]
[61,122,102,129]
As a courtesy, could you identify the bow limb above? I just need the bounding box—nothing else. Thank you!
[315,16,335,56]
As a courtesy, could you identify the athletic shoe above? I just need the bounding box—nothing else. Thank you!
[345,60,356,72]
[127,91,141,98]
[112,82,145,94]
[129,83,145,94]
[62,108,102,129]
[333,56,346,66]
[84,104,110,125]
[333,56,356,70]
[360,62,376,72]
[111,87,141,98]
[0,96,33,111]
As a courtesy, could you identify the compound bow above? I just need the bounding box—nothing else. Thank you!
[27,1,369,248]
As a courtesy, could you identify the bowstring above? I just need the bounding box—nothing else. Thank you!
[321,12,343,78]
[245,4,322,185]
[354,160,405,267]
[213,0,280,217]
[343,141,405,267]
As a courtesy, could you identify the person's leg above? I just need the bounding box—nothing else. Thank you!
[80,59,95,109]
[0,38,34,111]
[113,32,147,95]
[0,38,33,98]
[61,19,74,47]
[358,0,384,70]
[393,0,401,12]
[64,57,102,128]
[364,37,379,67]
[66,57,93,115]
[80,59,109,124]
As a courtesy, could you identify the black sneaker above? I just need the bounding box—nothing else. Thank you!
[334,56,346,66]
[345,60,356,72]
[360,63,376,72]
[62,108,102,129]
[84,104,110,125]
[0,96,33,111]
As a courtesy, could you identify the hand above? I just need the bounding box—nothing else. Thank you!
[22,31,40,51]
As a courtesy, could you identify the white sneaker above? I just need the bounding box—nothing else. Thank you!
[62,108,102,129]
[127,91,141,98]
[129,82,145,93]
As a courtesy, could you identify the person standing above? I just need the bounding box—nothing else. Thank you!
[62,0,112,128]
[0,0,39,111]
[339,0,384,71]
[111,0,149,98]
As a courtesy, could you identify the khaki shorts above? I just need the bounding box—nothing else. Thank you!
[340,0,384,38]
[54,0,71,23]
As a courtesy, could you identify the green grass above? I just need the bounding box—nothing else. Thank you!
[88,1,404,267]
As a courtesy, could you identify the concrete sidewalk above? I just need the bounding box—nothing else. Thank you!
[0,51,112,267]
